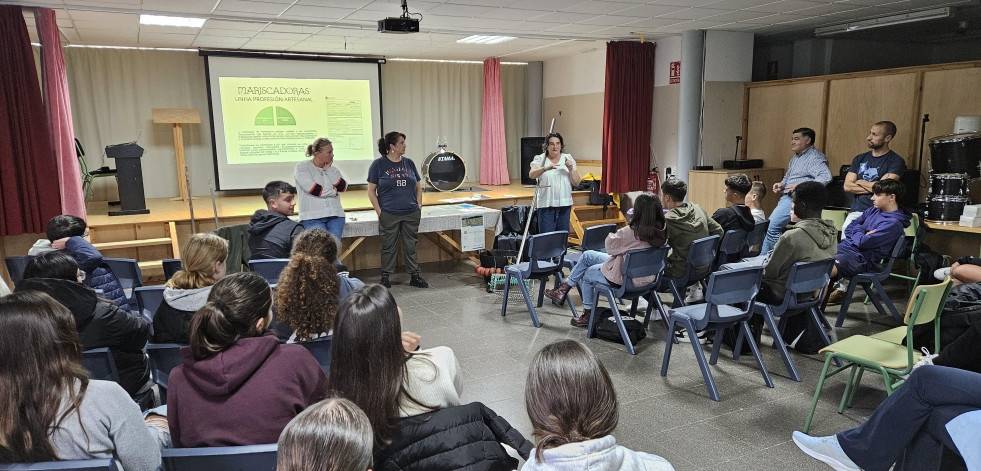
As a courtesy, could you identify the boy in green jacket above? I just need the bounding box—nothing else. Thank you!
[660,178,724,281]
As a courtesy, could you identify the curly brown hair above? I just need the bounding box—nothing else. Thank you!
[291,228,339,261]
[275,253,340,341]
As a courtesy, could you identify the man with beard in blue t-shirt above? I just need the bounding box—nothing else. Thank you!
[841,121,906,236]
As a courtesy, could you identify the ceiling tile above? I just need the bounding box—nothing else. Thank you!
[213,0,291,16]
[576,14,640,25]
[565,1,643,14]
[745,0,827,13]
[658,7,731,19]
[616,4,692,17]
[142,0,215,15]
[279,5,357,20]
[622,16,691,27]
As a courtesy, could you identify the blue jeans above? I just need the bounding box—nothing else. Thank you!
[537,205,571,234]
[761,194,792,254]
[302,216,345,242]
[568,250,611,310]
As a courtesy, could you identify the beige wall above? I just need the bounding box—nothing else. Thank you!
[700,81,748,168]
[652,84,679,174]
[542,93,604,160]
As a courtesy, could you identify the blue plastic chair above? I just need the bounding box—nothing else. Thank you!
[584,247,669,355]
[146,343,183,404]
[161,443,277,471]
[562,223,618,270]
[835,236,907,327]
[82,348,120,382]
[297,335,332,374]
[500,231,569,327]
[742,219,769,258]
[713,229,747,271]
[5,255,34,284]
[133,286,166,331]
[248,259,289,285]
[104,258,142,309]
[735,259,836,382]
[0,459,118,470]
[659,235,720,308]
[660,266,774,401]
[162,258,182,281]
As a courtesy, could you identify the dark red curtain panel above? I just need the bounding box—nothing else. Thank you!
[0,5,62,236]
[601,41,656,195]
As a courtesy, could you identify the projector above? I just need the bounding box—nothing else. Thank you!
[378,17,420,33]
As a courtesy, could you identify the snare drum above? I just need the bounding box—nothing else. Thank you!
[927,195,970,222]
[929,173,970,196]
[929,132,981,178]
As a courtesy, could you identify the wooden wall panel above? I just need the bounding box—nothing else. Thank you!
[745,81,826,168]
[824,73,919,173]
[921,67,981,149]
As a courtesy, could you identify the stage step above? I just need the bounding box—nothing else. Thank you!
[568,205,626,245]
[93,237,173,251]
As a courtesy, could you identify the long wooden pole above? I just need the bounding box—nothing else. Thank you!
[172,123,189,201]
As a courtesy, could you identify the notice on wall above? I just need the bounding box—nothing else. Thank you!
[460,215,485,252]
[669,61,681,84]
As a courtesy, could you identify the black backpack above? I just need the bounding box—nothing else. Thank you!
[593,307,647,346]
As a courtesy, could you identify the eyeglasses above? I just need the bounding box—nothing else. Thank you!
[76,270,86,282]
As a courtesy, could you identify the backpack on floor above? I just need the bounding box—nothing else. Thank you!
[593,307,647,345]
[780,313,827,355]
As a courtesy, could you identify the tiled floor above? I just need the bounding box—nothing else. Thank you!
[357,260,917,470]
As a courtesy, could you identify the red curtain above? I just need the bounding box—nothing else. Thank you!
[479,58,509,185]
[601,41,656,194]
[36,8,85,220]
[0,5,62,236]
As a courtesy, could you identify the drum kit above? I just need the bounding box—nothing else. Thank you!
[422,140,467,192]
[926,132,981,222]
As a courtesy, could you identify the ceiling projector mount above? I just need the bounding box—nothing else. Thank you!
[378,0,421,33]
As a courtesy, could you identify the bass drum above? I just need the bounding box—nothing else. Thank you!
[422,147,467,192]
[929,132,981,178]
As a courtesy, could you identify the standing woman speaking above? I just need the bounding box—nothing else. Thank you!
[295,137,348,241]
[529,132,581,233]
[368,132,428,289]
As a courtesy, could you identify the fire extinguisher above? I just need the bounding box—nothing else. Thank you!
[647,167,660,195]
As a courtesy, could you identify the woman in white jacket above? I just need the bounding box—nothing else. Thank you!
[523,340,674,471]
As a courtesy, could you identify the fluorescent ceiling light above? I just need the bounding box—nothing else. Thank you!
[140,14,206,28]
[457,35,516,44]
[814,7,950,36]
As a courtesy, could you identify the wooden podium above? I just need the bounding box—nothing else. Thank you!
[152,108,200,201]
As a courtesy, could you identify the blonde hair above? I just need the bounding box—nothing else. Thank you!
[167,233,228,289]
[749,181,766,200]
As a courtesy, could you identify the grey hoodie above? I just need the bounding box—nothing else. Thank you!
[763,218,837,297]
[522,435,674,471]
[664,203,724,279]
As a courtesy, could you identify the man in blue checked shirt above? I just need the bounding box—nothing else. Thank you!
[760,127,832,254]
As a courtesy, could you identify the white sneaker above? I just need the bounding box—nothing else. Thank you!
[675,330,707,344]
[912,347,939,370]
[684,285,704,304]
[934,267,951,281]
[792,432,861,471]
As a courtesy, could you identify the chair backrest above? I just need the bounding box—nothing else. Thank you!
[581,224,618,252]
[133,286,166,327]
[162,258,183,281]
[703,266,764,323]
[784,259,836,311]
[876,236,907,277]
[248,259,290,284]
[161,444,277,471]
[103,258,143,290]
[298,336,332,374]
[82,348,120,382]
[5,255,34,284]
[821,209,848,233]
[676,235,720,285]
[714,229,747,269]
[525,231,568,274]
[614,247,668,297]
[906,278,953,327]
[743,219,769,257]
[0,458,118,470]
[146,343,184,390]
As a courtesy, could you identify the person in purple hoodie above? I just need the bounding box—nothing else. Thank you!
[167,271,327,448]
[827,179,911,304]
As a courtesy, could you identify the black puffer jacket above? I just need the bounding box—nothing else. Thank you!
[15,277,151,396]
[248,210,304,260]
[374,402,533,471]
[712,204,756,233]
[910,282,981,351]
[152,286,211,344]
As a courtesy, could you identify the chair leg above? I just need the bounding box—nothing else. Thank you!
[741,320,773,388]
[516,276,541,328]
[869,278,903,323]
[763,310,801,382]
[660,315,678,376]
[733,322,745,360]
[607,292,636,355]
[500,274,511,317]
[669,280,687,308]
[846,367,866,409]
[686,319,721,402]
[839,366,860,413]
[709,328,725,365]
[808,308,842,368]
[804,355,835,433]
[536,279,547,308]
[835,280,861,327]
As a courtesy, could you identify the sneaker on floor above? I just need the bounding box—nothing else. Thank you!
[684,285,704,304]
[934,267,952,281]
[675,330,707,344]
[792,431,860,471]
[380,275,391,289]
[826,289,846,306]
[410,275,429,288]
[912,347,939,371]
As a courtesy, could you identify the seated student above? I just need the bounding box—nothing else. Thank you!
[248,180,305,260]
[711,173,756,233]
[153,233,228,344]
[747,181,767,222]
[935,256,981,286]
[28,215,128,309]
[0,292,160,470]
[661,178,724,280]
[276,398,373,471]
[16,252,152,401]
[276,243,340,343]
[167,272,327,447]
[826,179,912,304]
[291,229,364,301]
[544,193,667,327]
[794,366,980,471]
[523,339,674,470]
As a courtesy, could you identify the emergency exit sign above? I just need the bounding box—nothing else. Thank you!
[669,61,680,84]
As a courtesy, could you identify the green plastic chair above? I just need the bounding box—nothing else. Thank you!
[803,277,952,433]
[821,209,847,238]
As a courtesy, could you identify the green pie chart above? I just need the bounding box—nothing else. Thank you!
[254,106,297,126]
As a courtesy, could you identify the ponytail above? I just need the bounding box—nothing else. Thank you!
[377,131,405,157]
[188,272,272,360]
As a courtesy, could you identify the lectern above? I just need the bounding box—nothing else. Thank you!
[105,142,150,216]
[152,108,201,201]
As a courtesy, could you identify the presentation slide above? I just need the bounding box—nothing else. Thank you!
[205,54,382,190]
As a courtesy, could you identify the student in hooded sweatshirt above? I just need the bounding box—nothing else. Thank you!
[660,178,724,281]
[15,251,153,402]
[248,180,305,260]
[711,173,756,233]
[826,179,912,305]
[153,233,228,344]
[167,272,327,447]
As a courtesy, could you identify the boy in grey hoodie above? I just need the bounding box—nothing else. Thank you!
[660,178,724,280]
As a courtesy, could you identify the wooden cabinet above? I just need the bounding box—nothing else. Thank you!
[688,168,785,217]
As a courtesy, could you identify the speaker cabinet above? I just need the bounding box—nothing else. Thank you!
[520,137,545,185]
